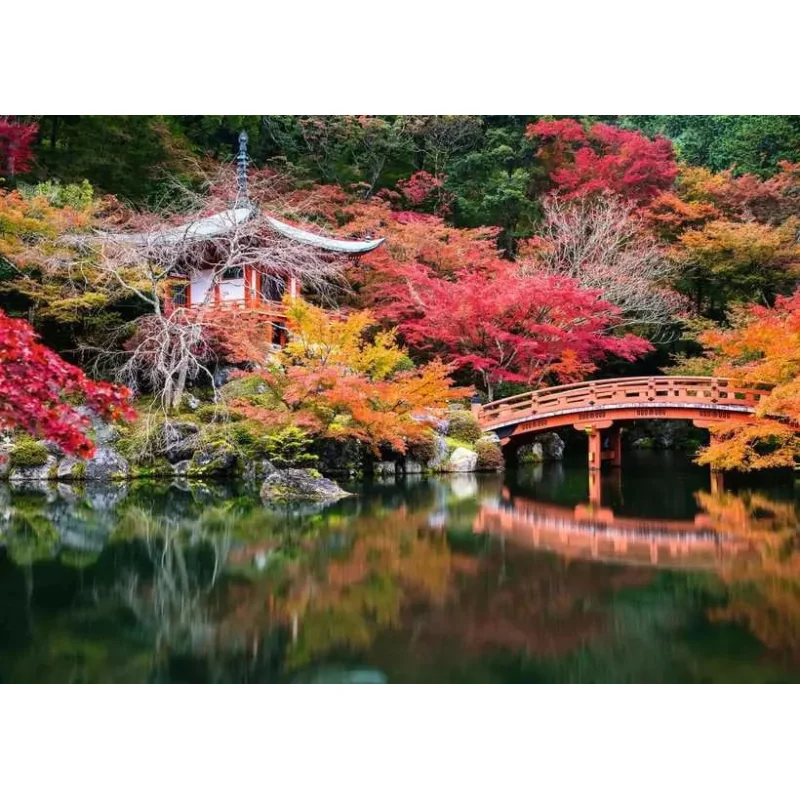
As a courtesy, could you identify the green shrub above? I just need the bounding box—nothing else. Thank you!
[261,426,317,468]
[391,354,416,375]
[475,439,504,471]
[10,440,49,468]
[447,411,482,444]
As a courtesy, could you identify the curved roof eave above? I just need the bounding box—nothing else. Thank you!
[96,207,256,246]
[264,215,386,254]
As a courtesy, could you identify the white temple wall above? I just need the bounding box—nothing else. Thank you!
[191,269,214,306]
[220,274,245,302]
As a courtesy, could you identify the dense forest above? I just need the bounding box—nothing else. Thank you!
[2,114,800,471]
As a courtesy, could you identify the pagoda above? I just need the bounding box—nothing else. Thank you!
[101,132,385,347]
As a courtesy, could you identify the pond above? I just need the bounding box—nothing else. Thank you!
[1,452,799,683]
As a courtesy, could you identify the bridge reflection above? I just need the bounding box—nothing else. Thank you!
[474,489,755,570]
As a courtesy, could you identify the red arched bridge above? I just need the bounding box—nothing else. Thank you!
[475,376,772,474]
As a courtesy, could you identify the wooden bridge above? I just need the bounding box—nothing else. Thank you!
[475,376,771,473]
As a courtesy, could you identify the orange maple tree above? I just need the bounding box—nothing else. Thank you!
[695,292,800,470]
[230,298,469,454]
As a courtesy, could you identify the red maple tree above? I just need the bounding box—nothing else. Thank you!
[375,261,651,400]
[0,310,133,456]
[527,118,678,204]
[0,118,38,176]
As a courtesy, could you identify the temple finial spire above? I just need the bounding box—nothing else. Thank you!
[235,130,249,207]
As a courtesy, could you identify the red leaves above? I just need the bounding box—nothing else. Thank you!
[0,310,133,456]
[0,118,38,176]
[527,118,678,204]
[374,260,651,395]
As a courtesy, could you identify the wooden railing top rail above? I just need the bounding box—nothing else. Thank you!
[478,375,772,428]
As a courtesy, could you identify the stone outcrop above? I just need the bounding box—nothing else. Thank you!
[188,441,238,477]
[66,447,130,481]
[260,469,351,503]
[9,455,58,483]
[158,422,202,463]
[446,447,479,472]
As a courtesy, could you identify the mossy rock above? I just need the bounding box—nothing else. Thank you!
[9,440,49,468]
[130,457,174,478]
[188,441,238,477]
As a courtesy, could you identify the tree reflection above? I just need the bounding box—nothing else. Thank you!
[696,489,800,658]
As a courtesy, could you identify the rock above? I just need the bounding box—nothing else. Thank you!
[185,394,201,410]
[82,447,130,481]
[188,441,238,476]
[427,434,450,471]
[535,432,565,460]
[447,447,478,472]
[403,459,424,474]
[57,456,85,480]
[243,459,278,483]
[477,432,500,444]
[9,455,58,483]
[260,469,351,503]
[213,366,236,388]
[312,437,368,477]
[41,440,65,457]
[172,460,192,478]
[518,442,544,463]
[158,422,201,463]
[0,447,11,480]
[373,461,399,477]
[74,405,119,445]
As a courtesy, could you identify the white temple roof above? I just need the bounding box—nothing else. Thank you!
[264,215,385,254]
[99,206,385,254]
[98,207,255,247]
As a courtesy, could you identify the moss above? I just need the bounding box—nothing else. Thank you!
[195,404,243,424]
[130,458,173,478]
[10,440,49,468]
[72,461,87,480]
[447,411,482,444]
[445,437,475,454]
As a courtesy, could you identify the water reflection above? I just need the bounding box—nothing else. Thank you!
[1,455,799,682]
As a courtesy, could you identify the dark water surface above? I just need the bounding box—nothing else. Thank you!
[2,452,799,682]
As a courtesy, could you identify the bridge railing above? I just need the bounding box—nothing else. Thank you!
[478,376,771,428]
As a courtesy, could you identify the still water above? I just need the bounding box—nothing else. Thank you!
[1,452,799,682]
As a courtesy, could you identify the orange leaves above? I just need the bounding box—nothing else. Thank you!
[696,419,797,471]
[232,298,469,454]
[693,291,800,470]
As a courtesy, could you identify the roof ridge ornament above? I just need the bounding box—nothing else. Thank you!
[235,130,250,209]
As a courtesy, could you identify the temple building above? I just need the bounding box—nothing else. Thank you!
[102,132,385,347]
